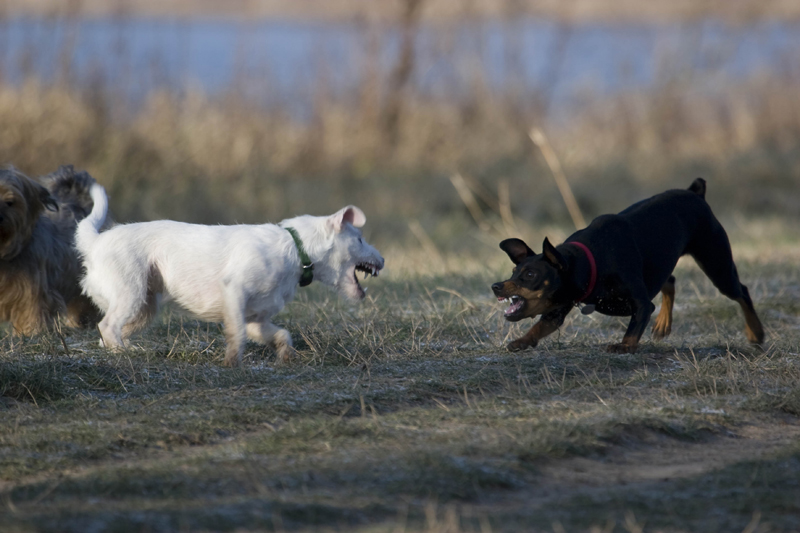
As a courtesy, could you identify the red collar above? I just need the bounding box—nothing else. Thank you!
[568,242,596,303]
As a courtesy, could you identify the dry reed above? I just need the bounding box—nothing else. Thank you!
[0,7,797,245]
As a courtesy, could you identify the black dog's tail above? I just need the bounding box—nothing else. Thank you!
[688,177,706,200]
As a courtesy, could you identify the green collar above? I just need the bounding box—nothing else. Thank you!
[285,227,314,287]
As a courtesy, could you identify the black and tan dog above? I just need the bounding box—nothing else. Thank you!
[492,178,764,353]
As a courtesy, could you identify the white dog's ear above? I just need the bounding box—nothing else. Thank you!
[329,206,366,231]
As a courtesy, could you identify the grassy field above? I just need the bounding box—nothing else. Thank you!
[1,3,799,530]
[1,224,799,532]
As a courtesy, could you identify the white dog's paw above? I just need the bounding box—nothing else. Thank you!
[273,329,295,364]
[98,336,126,352]
[223,344,243,367]
[223,354,241,368]
[275,343,296,364]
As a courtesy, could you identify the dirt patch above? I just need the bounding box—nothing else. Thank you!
[464,415,800,532]
[536,416,800,488]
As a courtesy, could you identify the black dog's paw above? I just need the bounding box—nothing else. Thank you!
[606,342,638,354]
[507,338,537,352]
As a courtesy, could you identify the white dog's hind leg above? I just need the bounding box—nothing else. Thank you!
[246,320,296,363]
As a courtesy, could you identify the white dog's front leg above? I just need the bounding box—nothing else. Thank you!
[246,320,295,364]
[221,288,247,368]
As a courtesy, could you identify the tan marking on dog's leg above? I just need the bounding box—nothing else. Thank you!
[606,334,640,354]
[652,277,675,340]
[607,297,654,354]
[508,321,556,352]
[507,307,571,352]
[736,297,765,344]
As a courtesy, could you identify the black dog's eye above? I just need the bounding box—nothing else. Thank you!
[5,200,14,207]
[526,271,535,278]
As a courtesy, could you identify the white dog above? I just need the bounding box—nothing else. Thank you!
[75,184,384,366]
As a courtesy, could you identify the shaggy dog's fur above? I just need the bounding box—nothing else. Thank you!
[76,183,385,366]
[0,165,99,334]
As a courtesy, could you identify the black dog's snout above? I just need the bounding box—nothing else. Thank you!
[491,282,504,294]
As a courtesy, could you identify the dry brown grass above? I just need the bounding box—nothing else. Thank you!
[1,72,798,239]
[1,4,798,238]
[0,237,799,532]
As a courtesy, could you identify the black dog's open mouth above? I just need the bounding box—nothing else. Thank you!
[353,261,382,297]
[498,295,525,318]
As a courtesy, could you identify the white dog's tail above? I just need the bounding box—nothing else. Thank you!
[75,183,108,254]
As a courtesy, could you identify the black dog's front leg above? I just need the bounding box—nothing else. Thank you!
[508,306,572,352]
[606,296,656,354]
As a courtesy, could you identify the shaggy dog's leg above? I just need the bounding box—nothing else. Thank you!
[65,295,101,329]
[246,320,295,363]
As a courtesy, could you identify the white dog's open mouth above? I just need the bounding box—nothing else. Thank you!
[352,261,382,298]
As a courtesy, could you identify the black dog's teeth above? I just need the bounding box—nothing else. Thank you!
[500,295,524,316]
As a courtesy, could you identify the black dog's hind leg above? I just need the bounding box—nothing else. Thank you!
[652,275,676,340]
[736,284,764,344]
[689,225,764,344]
[508,306,572,352]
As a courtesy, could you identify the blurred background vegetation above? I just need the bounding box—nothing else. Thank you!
[0,0,798,251]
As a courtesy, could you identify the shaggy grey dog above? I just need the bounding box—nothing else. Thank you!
[0,165,100,334]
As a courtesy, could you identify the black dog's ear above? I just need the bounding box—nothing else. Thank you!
[499,238,535,265]
[542,237,567,270]
[688,177,706,199]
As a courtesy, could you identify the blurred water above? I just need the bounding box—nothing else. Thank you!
[1,16,798,117]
